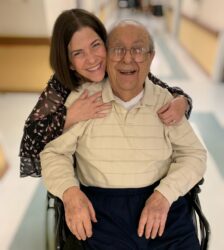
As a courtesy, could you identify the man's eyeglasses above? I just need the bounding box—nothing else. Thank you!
[108,47,151,62]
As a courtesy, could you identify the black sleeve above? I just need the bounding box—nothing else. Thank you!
[19,75,70,177]
[148,73,192,118]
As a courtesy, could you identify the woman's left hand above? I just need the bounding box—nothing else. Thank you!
[157,96,188,125]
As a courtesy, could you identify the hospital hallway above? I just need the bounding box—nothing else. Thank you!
[0,3,224,250]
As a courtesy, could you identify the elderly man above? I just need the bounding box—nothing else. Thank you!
[40,20,206,250]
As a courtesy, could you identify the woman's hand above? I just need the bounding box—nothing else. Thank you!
[157,95,188,125]
[64,89,112,130]
[62,186,97,240]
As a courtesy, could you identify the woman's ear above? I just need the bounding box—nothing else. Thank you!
[69,64,75,71]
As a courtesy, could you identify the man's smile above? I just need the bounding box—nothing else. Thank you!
[118,68,137,75]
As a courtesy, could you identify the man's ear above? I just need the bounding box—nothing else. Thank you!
[150,51,155,60]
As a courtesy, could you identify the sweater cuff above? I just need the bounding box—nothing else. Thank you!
[55,178,80,200]
[154,183,178,205]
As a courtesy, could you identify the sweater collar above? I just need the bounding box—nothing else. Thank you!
[102,78,156,106]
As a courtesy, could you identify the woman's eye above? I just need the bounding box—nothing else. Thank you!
[72,51,84,57]
[92,42,101,48]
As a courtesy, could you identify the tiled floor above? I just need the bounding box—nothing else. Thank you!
[0,8,224,250]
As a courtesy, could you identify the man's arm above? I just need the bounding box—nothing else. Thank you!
[40,128,79,199]
[138,99,206,240]
[40,123,96,241]
[155,118,207,204]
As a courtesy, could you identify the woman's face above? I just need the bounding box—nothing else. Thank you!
[68,27,107,82]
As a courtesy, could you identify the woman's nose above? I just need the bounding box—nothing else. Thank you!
[85,50,97,64]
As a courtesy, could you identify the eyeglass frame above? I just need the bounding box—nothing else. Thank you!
[108,47,153,62]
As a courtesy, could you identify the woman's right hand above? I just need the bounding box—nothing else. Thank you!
[64,89,112,130]
[62,186,97,240]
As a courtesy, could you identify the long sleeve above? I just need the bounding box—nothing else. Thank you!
[40,121,89,199]
[148,73,192,118]
[155,117,207,205]
[19,75,70,177]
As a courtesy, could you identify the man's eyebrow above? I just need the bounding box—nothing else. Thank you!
[110,39,146,45]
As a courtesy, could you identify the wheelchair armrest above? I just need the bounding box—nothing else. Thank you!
[187,178,210,250]
[188,178,204,201]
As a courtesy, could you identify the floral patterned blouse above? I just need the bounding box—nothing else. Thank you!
[19,73,192,177]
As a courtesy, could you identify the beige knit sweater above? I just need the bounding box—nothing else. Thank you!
[40,79,206,204]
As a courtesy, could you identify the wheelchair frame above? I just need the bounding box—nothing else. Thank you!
[46,179,210,250]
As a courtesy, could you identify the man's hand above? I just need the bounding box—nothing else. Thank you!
[62,186,97,240]
[138,190,170,239]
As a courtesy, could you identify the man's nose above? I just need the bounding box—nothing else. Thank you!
[122,49,133,64]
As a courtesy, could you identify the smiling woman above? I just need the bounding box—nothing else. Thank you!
[68,27,106,83]
[49,9,108,90]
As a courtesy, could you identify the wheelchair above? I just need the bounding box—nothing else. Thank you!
[46,179,210,250]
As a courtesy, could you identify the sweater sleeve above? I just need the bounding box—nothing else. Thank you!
[19,75,70,177]
[148,73,192,119]
[40,121,89,199]
[155,117,207,205]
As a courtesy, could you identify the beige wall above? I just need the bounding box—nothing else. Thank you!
[0,0,118,92]
[166,0,223,76]
[182,0,224,31]
[79,0,117,23]
[0,0,117,37]
[168,0,224,31]
[43,0,77,36]
[0,0,47,36]
[179,17,218,75]
[0,0,76,37]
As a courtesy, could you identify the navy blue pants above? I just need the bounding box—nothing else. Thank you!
[67,184,200,250]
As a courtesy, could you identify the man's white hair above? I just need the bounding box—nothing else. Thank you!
[107,19,155,53]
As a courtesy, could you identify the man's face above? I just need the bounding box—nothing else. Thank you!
[107,23,154,101]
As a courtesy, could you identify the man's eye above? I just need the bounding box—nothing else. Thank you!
[115,48,123,54]
[133,48,142,54]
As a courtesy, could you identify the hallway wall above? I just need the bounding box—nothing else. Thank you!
[0,0,117,92]
[167,0,224,79]
[0,0,77,37]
